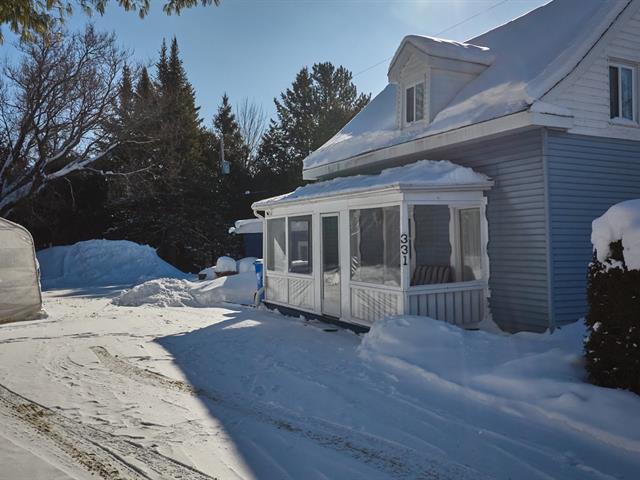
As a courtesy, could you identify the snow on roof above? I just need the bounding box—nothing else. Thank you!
[253,160,491,208]
[592,199,640,270]
[304,0,631,172]
[389,35,495,74]
[229,218,263,235]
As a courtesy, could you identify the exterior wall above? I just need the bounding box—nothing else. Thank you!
[429,130,550,332]
[546,131,640,325]
[544,1,640,141]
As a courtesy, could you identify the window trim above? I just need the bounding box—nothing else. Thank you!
[266,216,288,273]
[609,62,637,124]
[404,79,426,126]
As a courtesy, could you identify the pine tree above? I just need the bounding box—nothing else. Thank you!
[212,94,252,256]
[255,62,370,194]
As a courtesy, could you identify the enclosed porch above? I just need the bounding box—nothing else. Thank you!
[252,160,493,328]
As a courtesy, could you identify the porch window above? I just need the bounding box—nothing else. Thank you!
[410,205,483,285]
[350,207,400,286]
[266,218,286,271]
[610,64,635,121]
[410,205,453,285]
[288,215,312,274]
[459,208,482,281]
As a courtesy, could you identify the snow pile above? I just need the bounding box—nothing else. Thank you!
[215,256,237,274]
[198,266,217,280]
[114,272,257,307]
[237,257,257,273]
[591,199,640,270]
[359,316,640,452]
[255,160,490,207]
[37,240,187,289]
[229,218,263,234]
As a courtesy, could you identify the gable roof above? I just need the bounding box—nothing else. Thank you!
[303,0,632,176]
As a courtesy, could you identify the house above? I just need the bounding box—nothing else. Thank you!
[253,0,640,333]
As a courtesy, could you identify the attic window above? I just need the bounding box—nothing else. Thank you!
[609,64,635,121]
[405,81,425,124]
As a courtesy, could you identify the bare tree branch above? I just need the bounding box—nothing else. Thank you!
[0,25,127,215]
[235,97,266,169]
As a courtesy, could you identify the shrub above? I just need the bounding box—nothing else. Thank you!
[585,240,640,394]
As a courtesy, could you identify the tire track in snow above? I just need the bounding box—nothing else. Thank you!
[0,382,217,480]
[91,345,490,480]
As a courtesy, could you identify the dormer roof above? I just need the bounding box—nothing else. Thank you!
[388,35,494,83]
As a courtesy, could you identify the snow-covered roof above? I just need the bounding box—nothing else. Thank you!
[304,0,631,172]
[253,160,491,208]
[229,218,263,235]
[389,35,494,72]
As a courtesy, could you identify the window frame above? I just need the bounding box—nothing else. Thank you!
[404,79,426,126]
[266,216,288,273]
[349,206,401,288]
[288,214,313,275]
[609,62,637,124]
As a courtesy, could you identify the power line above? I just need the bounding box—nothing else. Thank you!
[353,0,510,78]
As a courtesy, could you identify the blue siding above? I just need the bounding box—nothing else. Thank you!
[547,132,640,325]
[431,130,550,332]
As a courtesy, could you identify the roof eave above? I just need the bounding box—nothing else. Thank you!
[303,110,574,181]
[252,180,494,210]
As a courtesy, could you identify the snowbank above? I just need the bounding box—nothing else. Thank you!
[237,257,257,273]
[359,316,640,453]
[215,256,237,273]
[114,272,257,308]
[591,199,640,270]
[37,240,187,289]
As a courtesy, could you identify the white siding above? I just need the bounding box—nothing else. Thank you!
[545,2,640,141]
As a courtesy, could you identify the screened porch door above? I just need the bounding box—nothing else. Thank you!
[321,214,341,317]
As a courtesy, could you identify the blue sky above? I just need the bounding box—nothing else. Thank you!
[2,0,548,123]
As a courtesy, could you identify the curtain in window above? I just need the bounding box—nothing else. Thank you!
[267,218,286,272]
[621,67,634,120]
[350,207,400,286]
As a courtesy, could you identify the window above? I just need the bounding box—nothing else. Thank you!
[410,205,453,285]
[459,208,482,281]
[267,218,286,271]
[405,81,425,124]
[350,207,400,286]
[610,64,635,121]
[288,215,312,274]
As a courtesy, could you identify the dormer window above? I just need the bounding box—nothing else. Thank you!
[405,81,425,124]
[609,64,635,121]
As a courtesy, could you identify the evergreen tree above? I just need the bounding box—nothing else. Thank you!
[212,94,251,257]
[254,62,370,194]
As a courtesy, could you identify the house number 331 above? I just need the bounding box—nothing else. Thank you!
[400,233,409,266]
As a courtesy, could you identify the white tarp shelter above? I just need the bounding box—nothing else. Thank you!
[0,218,42,323]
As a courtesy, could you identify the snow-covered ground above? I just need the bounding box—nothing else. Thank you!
[1,288,640,479]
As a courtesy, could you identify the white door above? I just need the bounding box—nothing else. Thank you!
[321,214,341,317]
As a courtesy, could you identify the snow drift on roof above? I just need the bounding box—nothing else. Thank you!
[389,35,494,73]
[304,0,631,172]
[592,199,640,270]
[229,218,263,235]
[253,160,490,207]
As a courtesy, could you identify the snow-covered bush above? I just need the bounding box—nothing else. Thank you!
[585,200,640,394]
